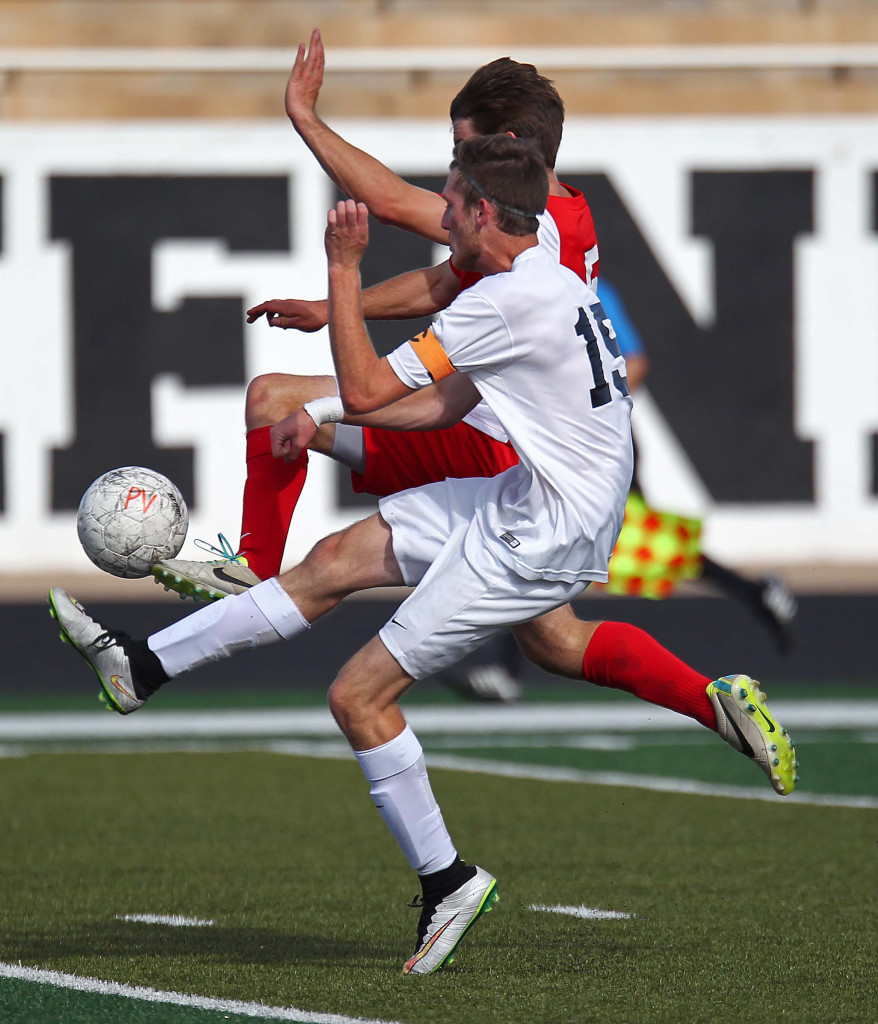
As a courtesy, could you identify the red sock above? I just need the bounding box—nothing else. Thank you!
[237,425,308,580]
[582,621,717,730]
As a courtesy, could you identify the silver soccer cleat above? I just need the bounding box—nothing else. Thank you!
[403,866,499,975]
[152,533,263,602]
[48,587,148,714]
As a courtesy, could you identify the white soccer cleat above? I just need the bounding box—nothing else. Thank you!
[757,575,798,652]
[707,674,798,795]
[403,866,498,976]
[448,663,524,703]
[48,588,149,714]
[152,533,262,602]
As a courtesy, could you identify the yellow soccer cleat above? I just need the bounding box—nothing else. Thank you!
[707,674,799,795]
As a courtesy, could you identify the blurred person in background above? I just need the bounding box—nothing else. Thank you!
[440,279,798,702]
[597,281,797,650]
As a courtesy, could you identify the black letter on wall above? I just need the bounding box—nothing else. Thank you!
[50,176,289,510]
[566,170,815,503]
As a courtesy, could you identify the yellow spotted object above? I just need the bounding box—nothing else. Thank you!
[603,491,703,599]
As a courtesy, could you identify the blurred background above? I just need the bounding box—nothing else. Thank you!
[2,0,878,688]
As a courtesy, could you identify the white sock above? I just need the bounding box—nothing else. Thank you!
[330,423,367,474]
[148,578,310,678]
[355,725,457,875]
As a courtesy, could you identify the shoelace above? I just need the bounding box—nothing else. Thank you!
[193,533,246,565]
[407,895,424,909]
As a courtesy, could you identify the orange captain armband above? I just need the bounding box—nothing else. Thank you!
[408,328,455,383]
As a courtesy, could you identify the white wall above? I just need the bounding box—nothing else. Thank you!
[1,117,877,574]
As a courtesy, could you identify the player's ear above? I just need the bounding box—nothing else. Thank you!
[475,197,493,224]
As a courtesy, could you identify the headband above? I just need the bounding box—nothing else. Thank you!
[454,165,542,220]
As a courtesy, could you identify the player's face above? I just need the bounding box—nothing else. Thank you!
[441,172,480,270]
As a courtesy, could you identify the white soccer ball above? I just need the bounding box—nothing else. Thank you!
[76,466,189,579]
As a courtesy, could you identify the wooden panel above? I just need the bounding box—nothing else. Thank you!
[1,1,877,118]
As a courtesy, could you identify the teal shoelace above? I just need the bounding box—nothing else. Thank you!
[192,533,245,564]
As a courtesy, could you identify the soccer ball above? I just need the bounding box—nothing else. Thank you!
[77,466,189,579]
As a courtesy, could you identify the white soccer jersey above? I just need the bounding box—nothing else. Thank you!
[459,199,599,443]
[386,245,633,583]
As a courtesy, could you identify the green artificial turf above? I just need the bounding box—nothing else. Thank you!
[0,677,871,714]
[0,750,875,1023]
[423,727,878,796]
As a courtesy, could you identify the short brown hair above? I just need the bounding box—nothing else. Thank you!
[451,134,548,236]
[449,57,564,169]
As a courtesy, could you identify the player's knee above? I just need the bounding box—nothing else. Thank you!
[245,373,294,428]
[299,531,349,597]
[246,373,337,430]
[327,673,367,734]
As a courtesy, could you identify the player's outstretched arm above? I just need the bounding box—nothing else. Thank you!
[246,260,460,330]
[361,261,461,320]
[325,200,412,414]
[286,29,448,243]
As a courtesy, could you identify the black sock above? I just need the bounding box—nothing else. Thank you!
[419,857,477,903]
[701,555,764,609]
[122,637,169,697]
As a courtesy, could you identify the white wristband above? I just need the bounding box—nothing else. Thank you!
[303,395,345,427]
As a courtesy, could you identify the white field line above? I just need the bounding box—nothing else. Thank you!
[265,743,878,810]
[530,904,632,920]
[0,961,407,1024]
[115,914,214,927]
[3,733,871,809]
[1,700,877,740]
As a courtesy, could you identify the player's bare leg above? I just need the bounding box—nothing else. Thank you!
[512,604,600,679]
[328,636,497,975]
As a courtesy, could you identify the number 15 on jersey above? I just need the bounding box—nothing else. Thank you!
[575,302,629,409]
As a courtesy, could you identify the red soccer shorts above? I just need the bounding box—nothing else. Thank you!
[351,421,519,498]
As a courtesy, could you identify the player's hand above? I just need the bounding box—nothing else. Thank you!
[270,408,319,462]
[246,298,328,330]
[325,200,369,268]
[286,28,324,127]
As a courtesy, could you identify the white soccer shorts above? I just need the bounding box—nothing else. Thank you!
[378,476,589,680]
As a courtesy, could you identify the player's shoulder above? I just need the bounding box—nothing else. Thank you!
[480,246,587,304]
[545,187,594,232]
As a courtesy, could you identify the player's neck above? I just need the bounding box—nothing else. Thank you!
[475,235,539,276]
[547,170,572,198]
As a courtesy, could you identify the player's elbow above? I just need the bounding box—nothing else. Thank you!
[432,405,462,430]
[362,192,404,227]
[338,383,380,417]
[371,193,438,236]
